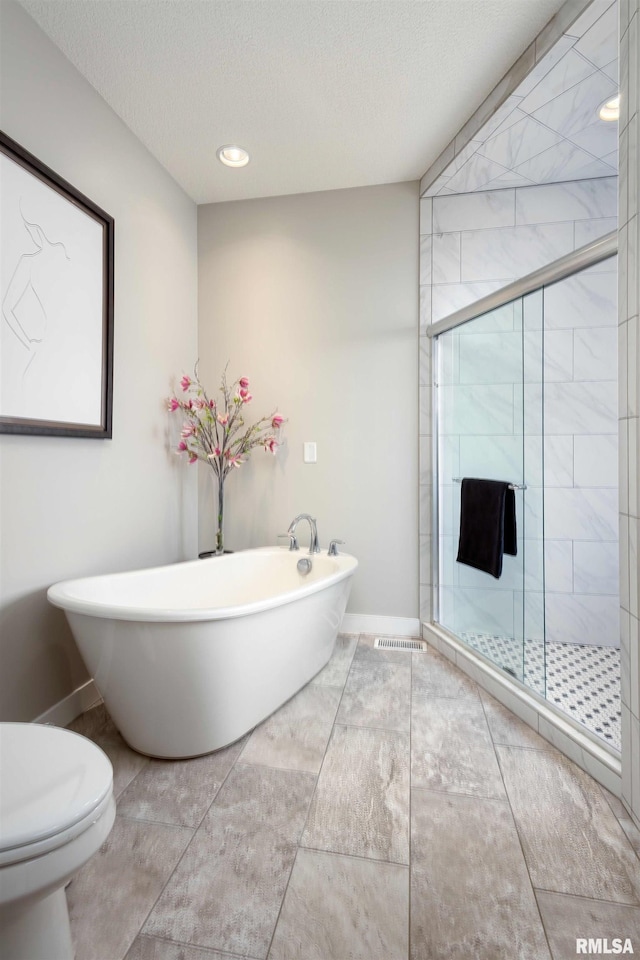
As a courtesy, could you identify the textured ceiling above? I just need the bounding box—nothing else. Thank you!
[18,0,568,204]
[424,0,618,195]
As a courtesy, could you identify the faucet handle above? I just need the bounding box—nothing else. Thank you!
[278,533,299,551]
[328,539,344,556]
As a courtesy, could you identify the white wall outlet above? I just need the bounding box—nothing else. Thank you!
[303,441,317,463]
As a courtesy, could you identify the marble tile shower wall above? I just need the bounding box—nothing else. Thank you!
[618,0,640,825]
[419,176,619,645]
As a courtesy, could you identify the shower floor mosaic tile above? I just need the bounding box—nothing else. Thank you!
[461,632,622,751]
[66,634,640,960]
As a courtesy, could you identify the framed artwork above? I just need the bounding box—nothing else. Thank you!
[0,131,114,438]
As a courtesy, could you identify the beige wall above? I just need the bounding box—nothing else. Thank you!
[197,183,419,618]
[0,1,198,721]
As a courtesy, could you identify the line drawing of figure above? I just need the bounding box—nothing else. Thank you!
[2,202,71,381]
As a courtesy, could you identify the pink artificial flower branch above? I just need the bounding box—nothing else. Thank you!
[168,364,286,480]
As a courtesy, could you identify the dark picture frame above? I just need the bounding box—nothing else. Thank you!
[0,131,114,438]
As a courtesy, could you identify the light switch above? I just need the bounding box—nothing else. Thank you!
[303,441,317,463]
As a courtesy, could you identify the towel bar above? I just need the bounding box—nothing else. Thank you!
[452,477,527,491]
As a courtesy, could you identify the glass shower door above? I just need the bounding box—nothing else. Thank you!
[432,236,619,745]
[436,297,528,681]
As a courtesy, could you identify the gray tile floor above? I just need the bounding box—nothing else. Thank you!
[67,633,640,960]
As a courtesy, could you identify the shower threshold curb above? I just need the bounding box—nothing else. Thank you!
[422,622,623,800]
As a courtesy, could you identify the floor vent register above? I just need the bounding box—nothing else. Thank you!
[373,637,426,652]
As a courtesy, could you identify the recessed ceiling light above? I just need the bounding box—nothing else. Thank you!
[599,95,620,122]
[216,144,250,167]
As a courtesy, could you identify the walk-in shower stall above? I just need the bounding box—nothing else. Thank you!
[429,232,620,750]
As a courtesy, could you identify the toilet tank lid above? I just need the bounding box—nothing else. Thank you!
[0,723,113,852]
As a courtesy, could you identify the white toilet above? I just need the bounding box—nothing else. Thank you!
[0,722,115,960]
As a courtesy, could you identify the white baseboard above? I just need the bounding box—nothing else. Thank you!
[341,613,421,637]
[33,680,101,727]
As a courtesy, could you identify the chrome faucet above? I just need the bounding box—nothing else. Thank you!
[286,514,320,554]
[278,532,298,551]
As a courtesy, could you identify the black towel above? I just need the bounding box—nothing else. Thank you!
[456,478,517,579]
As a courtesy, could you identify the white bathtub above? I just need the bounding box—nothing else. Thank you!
[47,547,357,758]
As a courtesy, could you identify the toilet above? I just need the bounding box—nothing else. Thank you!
[0,722,115,960]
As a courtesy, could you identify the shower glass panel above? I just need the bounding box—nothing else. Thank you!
[522,288,546,696]
[436,292,544,689]
[431,236,619,749]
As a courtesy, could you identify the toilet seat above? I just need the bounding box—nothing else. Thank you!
[0,723,113,868]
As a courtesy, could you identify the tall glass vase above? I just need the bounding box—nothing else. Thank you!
[215,474,225,555]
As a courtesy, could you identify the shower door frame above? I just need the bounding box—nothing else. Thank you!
[427,230,618,693]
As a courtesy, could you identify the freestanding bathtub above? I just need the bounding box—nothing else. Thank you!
[48,546,357,758]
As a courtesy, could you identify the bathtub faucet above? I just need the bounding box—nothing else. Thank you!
[287,514,321,555]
